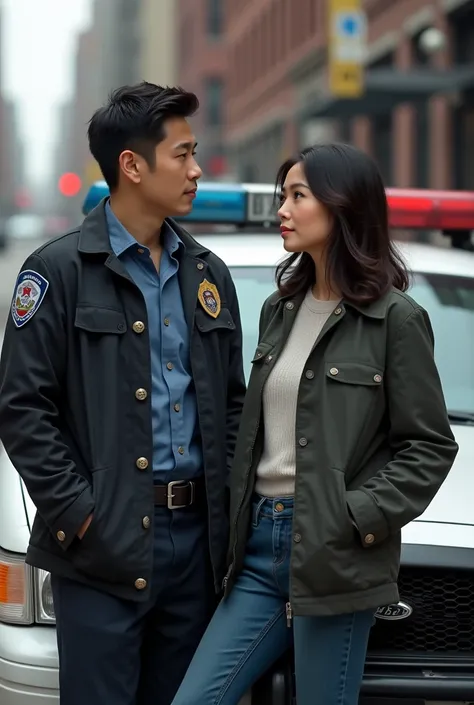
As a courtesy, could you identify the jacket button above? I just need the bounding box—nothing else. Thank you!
[329,367,339,376]
[132,321,145,334]
[293,533,302,543]
[135,388,148,401]
[364,533,375,545]
[197,262,204,270]
[334,307,342,315]
[57,530,66,542]
[117,322,126,332]
[373,374,382,383]
[164,318,170,326]
[166,362,174,371]
[298,437,308,447]
[285,301,294,310]
[142,516,151,529]
[178,446,185,455]
[174,403,181,412]
[265,355,273,363]
[136,457,149,470]
[305,370,314,379]
[135,578,147,590]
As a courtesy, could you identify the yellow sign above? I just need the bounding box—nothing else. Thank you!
[328,0,367,98]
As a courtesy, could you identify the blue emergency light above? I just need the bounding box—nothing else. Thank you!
[82,180,278,225]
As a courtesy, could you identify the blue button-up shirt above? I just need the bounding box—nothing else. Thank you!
[105,201,202,480]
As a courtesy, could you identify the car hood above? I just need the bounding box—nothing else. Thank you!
[2,424,474,554]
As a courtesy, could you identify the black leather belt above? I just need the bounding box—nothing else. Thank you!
[153,480,205,509]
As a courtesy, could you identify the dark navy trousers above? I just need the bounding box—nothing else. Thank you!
[51,500,215,705]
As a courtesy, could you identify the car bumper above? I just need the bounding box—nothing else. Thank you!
[361,655,474,701]
[0,622,58,704]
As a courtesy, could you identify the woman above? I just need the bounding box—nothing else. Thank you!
[172,144,458,705]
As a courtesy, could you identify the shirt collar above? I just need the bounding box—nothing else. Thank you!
[105,199,184,258]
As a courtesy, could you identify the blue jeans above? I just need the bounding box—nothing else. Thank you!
[172,496,374,705]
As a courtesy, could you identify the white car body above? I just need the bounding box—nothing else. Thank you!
[1,233,473,704]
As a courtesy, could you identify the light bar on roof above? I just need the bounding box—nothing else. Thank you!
[82,181,474,232]
[82,180,279,224]
[387,188,474,230]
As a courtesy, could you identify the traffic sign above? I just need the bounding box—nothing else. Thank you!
[328,0,367,98]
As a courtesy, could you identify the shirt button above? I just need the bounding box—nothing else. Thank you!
[334,307,342,315]
[137,248,145,254]
[142,516,151,529]
[364,533,375,545]
[136,457,149,470]
[135,578,147,590]
[293,533,302,543]
[57,530,66,542]
[329,367,339,376]
[373,374,382,383]
[197,262,204,270]
[135,388,147,401]
[166,362,174,371]
[178,446,185,455]
[305,370,314,379]
[164,318,170,326]
[132,321,145,334]
[174,403,181,412]
[299,437,308,447]
[285,301,294,310]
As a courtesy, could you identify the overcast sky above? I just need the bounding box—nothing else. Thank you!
[1,0,92,183]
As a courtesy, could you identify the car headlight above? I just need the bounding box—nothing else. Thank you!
[0,547,34,624]
[0,549,56,626]
[34,569,55,624]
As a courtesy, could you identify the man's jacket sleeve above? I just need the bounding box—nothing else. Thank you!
[0,253,94,549]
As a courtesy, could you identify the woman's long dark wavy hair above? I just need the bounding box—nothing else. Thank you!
[275,143,410,304]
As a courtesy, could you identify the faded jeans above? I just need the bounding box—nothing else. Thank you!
[172,495,375,705]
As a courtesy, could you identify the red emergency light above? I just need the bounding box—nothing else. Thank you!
[386,188,474,231]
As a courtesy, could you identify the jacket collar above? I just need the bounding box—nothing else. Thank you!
[77,198,210,259]
[273,288,391,320]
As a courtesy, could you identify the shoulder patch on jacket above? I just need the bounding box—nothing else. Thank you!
[11,269,49,328]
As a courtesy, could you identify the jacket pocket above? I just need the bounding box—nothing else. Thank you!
[293,467,400,598]
[195,307,235,333]
[323,361,385,462]
[74,306,127,335]
[325,361,384,386]
[72,466,142,583]
[250,341,275,363]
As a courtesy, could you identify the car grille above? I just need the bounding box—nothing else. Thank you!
[368,567,474,653]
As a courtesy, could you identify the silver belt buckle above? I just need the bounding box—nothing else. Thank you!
[167,480,194,509]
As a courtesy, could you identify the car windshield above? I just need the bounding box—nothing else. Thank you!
[229,266,474,415]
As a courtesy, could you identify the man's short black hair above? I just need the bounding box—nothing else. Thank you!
[88,81,199,190]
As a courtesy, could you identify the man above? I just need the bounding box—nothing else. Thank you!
[0,82,246,705]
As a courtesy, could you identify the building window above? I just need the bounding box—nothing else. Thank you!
[207,0,222,36]
[206,78,223,127]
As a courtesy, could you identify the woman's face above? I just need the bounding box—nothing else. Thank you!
[277,162,332,256]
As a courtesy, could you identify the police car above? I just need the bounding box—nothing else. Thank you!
[1,181,474,704]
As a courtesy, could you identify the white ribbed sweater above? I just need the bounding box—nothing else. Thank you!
[255,289,339,498]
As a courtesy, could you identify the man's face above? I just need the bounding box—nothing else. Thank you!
[133,117,203,218]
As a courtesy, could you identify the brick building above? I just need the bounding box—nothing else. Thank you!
[179,0,474,189]
[177,0,227,178]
